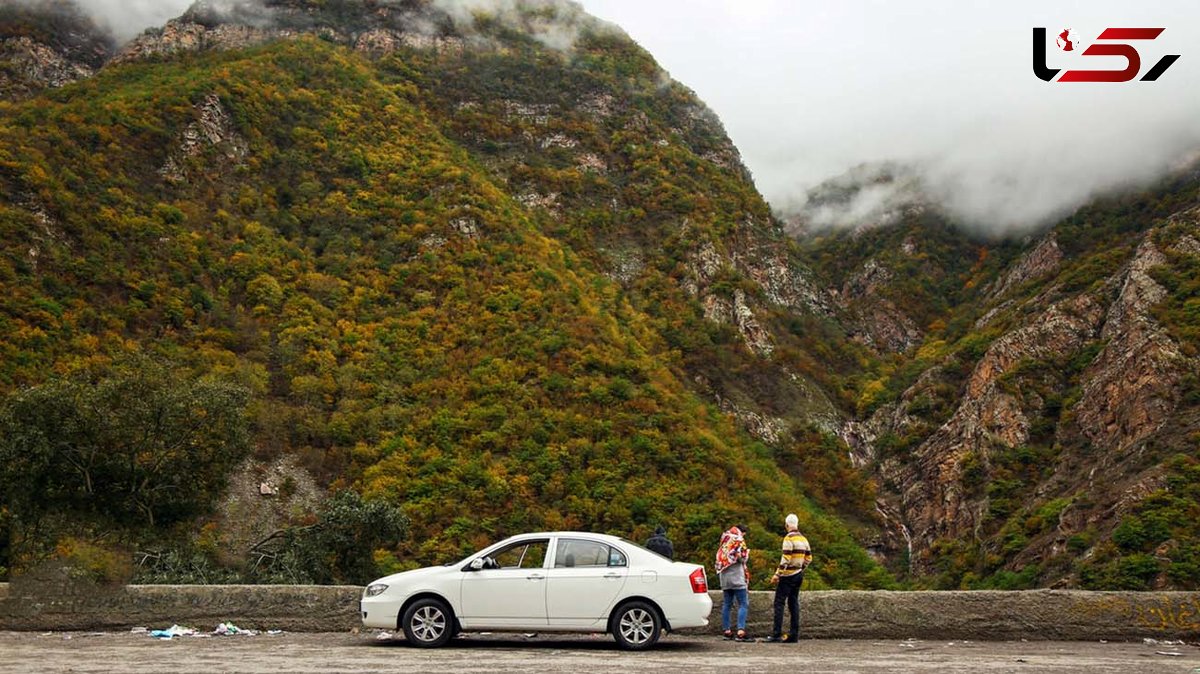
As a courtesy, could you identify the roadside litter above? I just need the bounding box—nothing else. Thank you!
[146,622,277,639]
[214,622,259,636]
[149,625,198,639]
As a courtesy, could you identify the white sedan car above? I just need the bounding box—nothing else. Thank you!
[361,531,712,650]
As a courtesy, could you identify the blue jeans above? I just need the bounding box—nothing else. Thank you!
[721,588,749,631]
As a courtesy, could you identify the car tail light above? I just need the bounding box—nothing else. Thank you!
[689,567,708,593]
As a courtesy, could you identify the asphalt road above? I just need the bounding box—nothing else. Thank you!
[1,631,1198,673]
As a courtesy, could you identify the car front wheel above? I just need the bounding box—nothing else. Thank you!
[611,600,661,651]
[401,598,453,648]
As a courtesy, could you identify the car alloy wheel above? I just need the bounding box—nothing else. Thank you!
[411,606,445,640]
[401,598,453,648]
[612,600,661,650]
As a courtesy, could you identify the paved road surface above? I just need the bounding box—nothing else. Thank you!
[1,631,1197,673]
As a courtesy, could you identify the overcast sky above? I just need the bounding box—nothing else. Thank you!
[578,0,1200,232]
[72,0,1200,233]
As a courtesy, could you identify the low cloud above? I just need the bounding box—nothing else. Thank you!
[780,163,920,233]
[62,0,611,48]
[71,0,192,41]
[582,1,1200,236]
[433,0,616,52]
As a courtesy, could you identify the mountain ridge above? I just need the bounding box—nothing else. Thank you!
[1,0,1197,591]
[0,0,887,588]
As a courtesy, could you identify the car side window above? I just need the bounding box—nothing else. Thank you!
[554,539,611,568]
[608,546,627,567]
[491,540,549,569]
[521,541,547,568]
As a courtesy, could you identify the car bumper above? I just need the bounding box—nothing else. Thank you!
[360,595,406,630]
[660,591,713,630]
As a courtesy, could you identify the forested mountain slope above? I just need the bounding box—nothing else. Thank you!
[0,0,887,587]
[3,0,1196,591]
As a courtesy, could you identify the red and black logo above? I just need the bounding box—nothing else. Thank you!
[1033,27,1180,82]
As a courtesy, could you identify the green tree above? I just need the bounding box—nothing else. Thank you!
[251,491,409,585]
[0,356,250,540]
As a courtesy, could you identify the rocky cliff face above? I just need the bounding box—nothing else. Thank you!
[1072,237,1191,454]
[113,1,463,64]
[0,1,113,99]
[836,191,1200,586]
[989,234,1062,299]
[838,257,922,353]
[870,291,1108,561]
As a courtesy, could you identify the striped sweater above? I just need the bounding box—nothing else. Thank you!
[776,530,812,577]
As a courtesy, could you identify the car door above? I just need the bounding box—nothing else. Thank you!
[459,539,549,629]
[545,537,629,628]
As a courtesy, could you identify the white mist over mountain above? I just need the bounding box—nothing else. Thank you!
[69,0,188,40]
[582,0,1200,235]
[62,0,1200,235]
[70,0,605,44]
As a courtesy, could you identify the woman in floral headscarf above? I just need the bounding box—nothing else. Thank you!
[715,524,752,641]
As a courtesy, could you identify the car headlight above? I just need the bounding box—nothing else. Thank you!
[365,583,388,597]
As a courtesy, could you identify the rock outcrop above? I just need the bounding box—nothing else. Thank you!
[846,200,1200,579]
[1073,237,1191,453]
[160,93,249,184]
[0,1,114,100]
[0,36,95,98]
[115,21,294,65]
[839,258,921,353]
[990,234,1062,298]
[881,292,1107,556]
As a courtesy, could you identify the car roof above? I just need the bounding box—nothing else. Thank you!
[503,531,626,544]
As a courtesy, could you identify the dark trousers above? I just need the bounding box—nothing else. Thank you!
[771,572,803,638]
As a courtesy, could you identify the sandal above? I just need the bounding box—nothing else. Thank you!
[735,630,750,642]
[722,630,734,640]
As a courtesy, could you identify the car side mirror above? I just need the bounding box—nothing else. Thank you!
[469,558,485,571]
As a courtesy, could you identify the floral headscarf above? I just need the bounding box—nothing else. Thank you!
[715,526,750,573]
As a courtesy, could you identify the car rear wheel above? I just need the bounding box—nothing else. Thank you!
[401,598,453,648]
[611,600,661,651]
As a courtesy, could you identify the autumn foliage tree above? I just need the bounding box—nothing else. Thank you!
[0,356,250,571]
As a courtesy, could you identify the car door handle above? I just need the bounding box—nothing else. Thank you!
[604,572,621,579]
[527,573,544,581]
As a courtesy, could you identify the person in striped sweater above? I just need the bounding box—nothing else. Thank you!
[765,513,812,643]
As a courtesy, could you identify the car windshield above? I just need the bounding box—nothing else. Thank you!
[452,537,528,566]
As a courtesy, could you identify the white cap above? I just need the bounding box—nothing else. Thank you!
[785,513,799,529]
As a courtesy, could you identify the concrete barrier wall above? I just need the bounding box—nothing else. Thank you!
[715,589,1200,641]
[2,582,1199,640]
